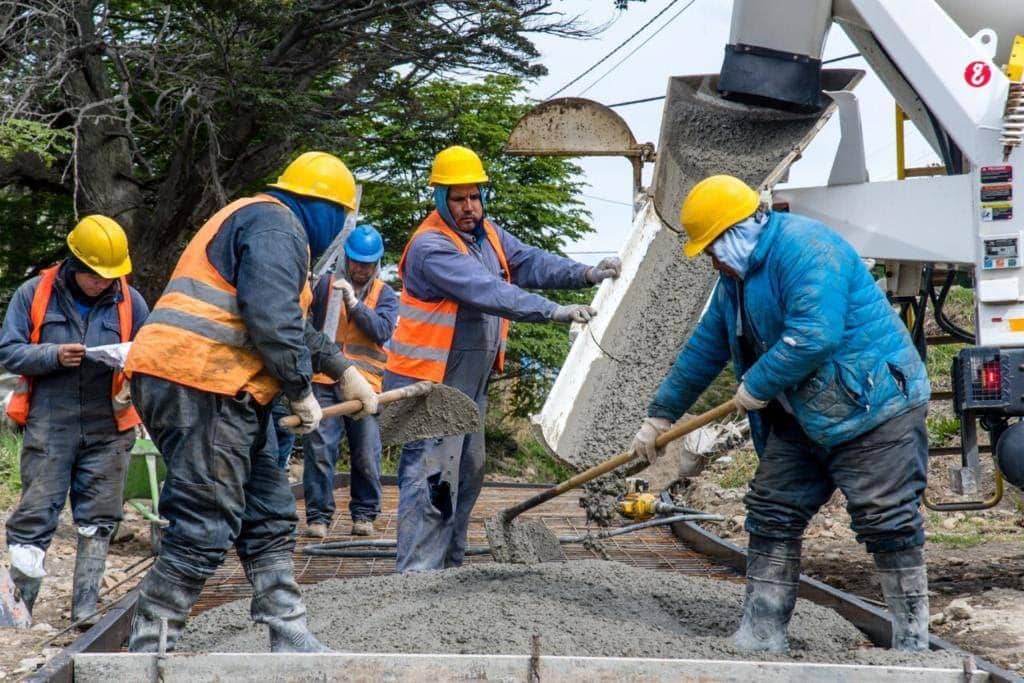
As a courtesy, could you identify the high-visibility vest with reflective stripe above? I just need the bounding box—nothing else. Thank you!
[6,264,141,432]
[124,195,313,405]
[313,277,387,392]
[385,211,510,382]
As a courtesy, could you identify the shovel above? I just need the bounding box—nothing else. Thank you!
[0,567,32,628]
[278,381,480,447]
[485,399,738,563]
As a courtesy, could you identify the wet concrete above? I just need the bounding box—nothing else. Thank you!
[377,384,480,447]
[179,560,959,668]
[483,517,563,564]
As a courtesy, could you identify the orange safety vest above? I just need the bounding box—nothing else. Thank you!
[313,277,387,392]
[385,211,510,383]
[124,195,313,405]
[6,264,141,432]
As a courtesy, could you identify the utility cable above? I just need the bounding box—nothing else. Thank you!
[579,0,699,97]
[547,0,684,99]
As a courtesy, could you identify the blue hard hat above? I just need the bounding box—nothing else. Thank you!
[345,224,384,263]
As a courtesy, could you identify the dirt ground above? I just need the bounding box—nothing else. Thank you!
[0,508,154,679]
[675,450,1024,675]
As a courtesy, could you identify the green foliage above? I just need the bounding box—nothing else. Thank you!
[927,531,985,549]
[0,120,72,164]
[0,190,74,313]
[344,75,593,417]
[0,429,22,509]
[483,420,574,483]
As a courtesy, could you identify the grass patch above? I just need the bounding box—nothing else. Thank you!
[927,531,985,549]
[927,415,960,447]
[718,449,758,489]
[485,425,573,483]
[0,428,22,508]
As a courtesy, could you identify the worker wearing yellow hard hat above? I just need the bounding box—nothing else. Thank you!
[384,144,622,573]
[123,150,377,653]
[633,174,932,653]
[0,215,148,629]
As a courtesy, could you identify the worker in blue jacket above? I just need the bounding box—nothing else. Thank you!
[383,145,621,573]
[303,225,398,539]
[632,175,931,652]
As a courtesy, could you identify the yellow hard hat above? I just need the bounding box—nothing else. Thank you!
[269,151,357,209]
[67,215,132,278]
[428,145,489,186]
[680,175,760,258]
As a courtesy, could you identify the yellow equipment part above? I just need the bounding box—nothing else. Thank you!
[1007,35,1024,83]
[616,491,661,521]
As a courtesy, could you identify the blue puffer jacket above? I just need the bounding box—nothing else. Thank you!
[649,211,930,451]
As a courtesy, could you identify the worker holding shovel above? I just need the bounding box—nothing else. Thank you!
[633,175,931,652]
[123,152,377,653]
[303,225,397,539]
[384,145,621,573]
[0,216,148,628]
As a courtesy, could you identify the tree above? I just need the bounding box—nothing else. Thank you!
[346,74,594,417]
[0,1,593,301]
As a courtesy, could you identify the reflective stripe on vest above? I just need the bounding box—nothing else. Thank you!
[384,211,511,383]
[5,264,140,432]
[313,278,387,392]
[124,195,313,405]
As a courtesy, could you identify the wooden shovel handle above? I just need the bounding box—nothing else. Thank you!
[277,380,435,428]
[502,399,738,522]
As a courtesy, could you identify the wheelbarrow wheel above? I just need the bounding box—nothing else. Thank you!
[149,522,162,556]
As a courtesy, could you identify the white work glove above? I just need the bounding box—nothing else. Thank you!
[631,416,672,464]
[333,278,359,309]
[289,391,323,435]
[551,304,597,324]
[734,382,769,415]
[341,366,378,418]
[586,256,622,284]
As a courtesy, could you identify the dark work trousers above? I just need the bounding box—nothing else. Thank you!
[130,373,298,580]
[6,395,133,550]
[743,403,929,553]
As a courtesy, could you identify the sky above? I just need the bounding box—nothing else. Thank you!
[524,0,940,264]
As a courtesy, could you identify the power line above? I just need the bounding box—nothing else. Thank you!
[546,0,684,100]
[579,0,699,97]
[581,193,633,207]
[823,52,860,65]
[603,52,862,108]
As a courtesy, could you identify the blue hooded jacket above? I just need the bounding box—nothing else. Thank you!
[649,211,930,451]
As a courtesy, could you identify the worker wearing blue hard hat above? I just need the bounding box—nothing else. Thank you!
[303,224,397,539]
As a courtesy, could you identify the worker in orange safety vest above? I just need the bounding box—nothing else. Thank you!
[0,215,148,628]
[384,145,622,573]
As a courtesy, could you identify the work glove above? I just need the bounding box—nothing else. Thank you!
[289,390,323,435]
[333,278,359,310]
[631,416,672,464]
[341,366,378,418]
[551,304,597,324]
[586,256,622,284]
[734,382,768,415]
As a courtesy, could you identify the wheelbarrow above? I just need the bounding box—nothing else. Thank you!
[123,437,167,555]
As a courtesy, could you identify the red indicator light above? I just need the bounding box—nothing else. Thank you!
[981,360,1002,393]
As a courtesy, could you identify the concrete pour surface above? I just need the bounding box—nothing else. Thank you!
[179,560,960,668]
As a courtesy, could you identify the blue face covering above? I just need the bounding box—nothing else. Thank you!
[266,189,347,261]
[708,212,769,279]
[433,185,487,239]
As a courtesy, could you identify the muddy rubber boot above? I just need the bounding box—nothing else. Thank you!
[71,531,111,628]
[873,547,930,651]
[733,534,801,653]
[127,559,206,653]
[243,552,330,653]
[8,567,42,615]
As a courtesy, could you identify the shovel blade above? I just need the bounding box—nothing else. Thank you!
[376,384,481,447]
[0,567,32,628]
[484,515,562,564]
